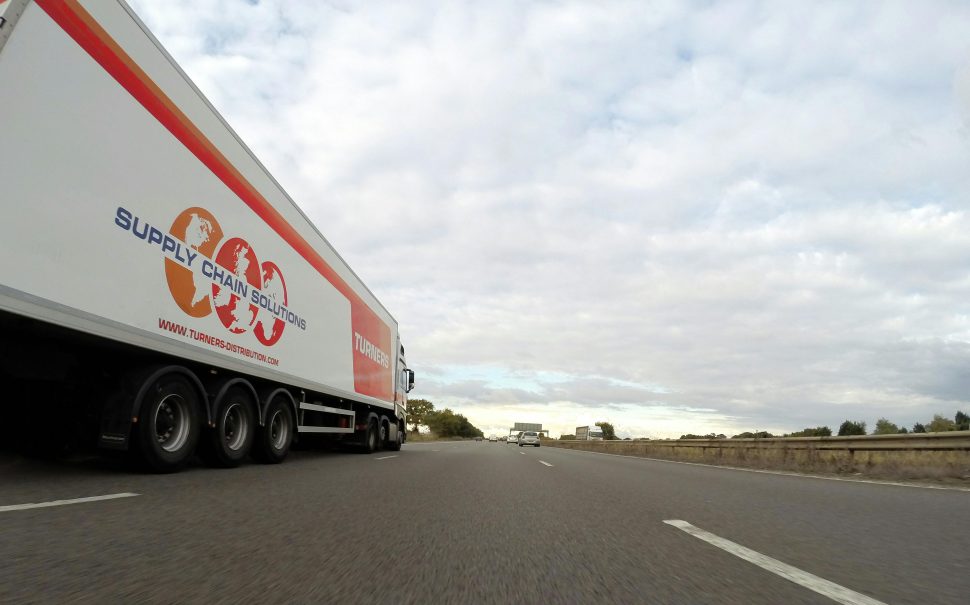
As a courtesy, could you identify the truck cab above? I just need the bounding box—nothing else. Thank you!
[576,425,604,440]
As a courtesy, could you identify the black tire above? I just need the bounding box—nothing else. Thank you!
[200,386,255,468]
[361,418,378,453]
[518,443,523,447]
[378,419,389,451]
[386,423,403,451]
[133,373,201,473]
[252,396,294,464]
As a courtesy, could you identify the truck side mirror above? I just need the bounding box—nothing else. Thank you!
[406,369,415,392]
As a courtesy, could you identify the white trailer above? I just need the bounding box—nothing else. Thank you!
[575,426,604,440]
[0,0,414,471]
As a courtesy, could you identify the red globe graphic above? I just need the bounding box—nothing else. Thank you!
[255,261,287,346]
[212,237,261,334]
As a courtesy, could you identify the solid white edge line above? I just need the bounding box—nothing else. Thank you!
[375,455,398,460]
[548,447,970,492]
[663,520,887,605]
[539,460,554,467]
[0,492,139,513]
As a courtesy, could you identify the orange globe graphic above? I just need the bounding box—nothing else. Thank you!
[165,207,223,317]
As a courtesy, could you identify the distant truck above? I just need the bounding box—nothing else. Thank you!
[576,426,604,440]
[0,0,414,471]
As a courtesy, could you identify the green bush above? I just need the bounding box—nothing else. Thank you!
[872,418,901,435]
[926,414,956,433]
[732,431,774,439]
[786,426,832,437]
[957,411,969,431]
[837,420,867,436]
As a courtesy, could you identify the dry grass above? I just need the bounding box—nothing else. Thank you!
[546,440,970,482]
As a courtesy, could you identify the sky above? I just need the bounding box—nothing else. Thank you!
[126,0,970,439]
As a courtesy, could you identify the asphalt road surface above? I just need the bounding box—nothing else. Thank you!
[1,441,968,604]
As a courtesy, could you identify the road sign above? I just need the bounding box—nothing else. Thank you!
[513,423,542,432]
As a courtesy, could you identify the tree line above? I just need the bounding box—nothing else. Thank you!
[405,398,483,439]
[678,410,970,440]
[404,401,969,441]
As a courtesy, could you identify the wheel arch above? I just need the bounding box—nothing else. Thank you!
[206,376,259,426]
[131,365,209,427]
[257,387,298,427]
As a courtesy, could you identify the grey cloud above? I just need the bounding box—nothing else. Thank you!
[130,0,970,437]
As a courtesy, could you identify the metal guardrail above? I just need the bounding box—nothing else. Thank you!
[548,432,970,479]
[554,431,970,451]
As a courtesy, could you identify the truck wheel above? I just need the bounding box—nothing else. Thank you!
[361,418,378,453]
[252,396,294,464]
[201,386,255,468]
[134,373,201,473]
[386,423,403,451]
[379,419,389,450]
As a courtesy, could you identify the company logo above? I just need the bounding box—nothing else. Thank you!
[115,206,306,347]
[354,331,390,368]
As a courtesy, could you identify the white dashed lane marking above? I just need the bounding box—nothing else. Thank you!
[0,493,139,513]
[664,520,887,605]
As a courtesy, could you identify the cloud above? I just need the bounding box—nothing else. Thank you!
[129,0,970,438]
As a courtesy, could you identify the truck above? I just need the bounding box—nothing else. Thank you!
[0,0,414,472]
[576,426,604,440]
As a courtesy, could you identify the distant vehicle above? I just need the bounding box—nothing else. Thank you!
[518,431,540,447]
[489,435,498,442]
[507,434,518,445]
[576,426,604,440]
[475,436,483,442]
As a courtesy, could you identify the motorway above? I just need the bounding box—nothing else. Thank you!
[1,441,968,604]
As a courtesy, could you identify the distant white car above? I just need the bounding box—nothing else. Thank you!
[507,434,518,445]
[518,431,540,447]
[488,435,497,442]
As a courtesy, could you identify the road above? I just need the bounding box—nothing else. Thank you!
[1,441,968,604]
